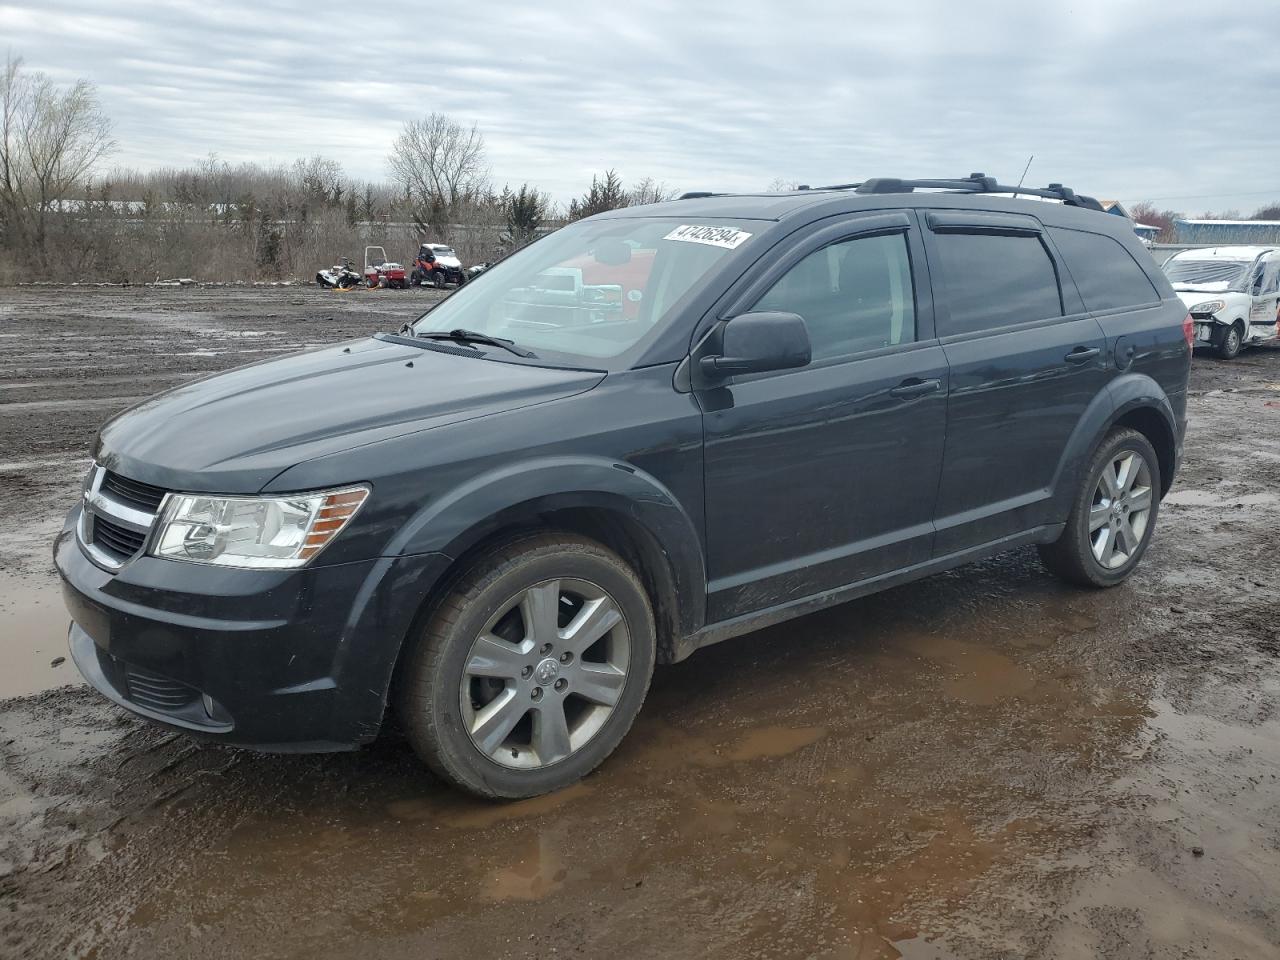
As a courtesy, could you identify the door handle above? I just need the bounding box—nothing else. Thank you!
[889,378,941,400]
[1064,346,1100,364]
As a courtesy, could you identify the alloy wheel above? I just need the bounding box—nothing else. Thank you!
[1088,450,1153,570]
[459,578,631,769]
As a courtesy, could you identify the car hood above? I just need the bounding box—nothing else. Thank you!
[96,337,604,493]
[435,255,462,268]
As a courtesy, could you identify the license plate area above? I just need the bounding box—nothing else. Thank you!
[1196,323,1214,342]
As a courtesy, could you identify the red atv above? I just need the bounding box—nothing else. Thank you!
[410,243,466,288]
[363,246,406,289]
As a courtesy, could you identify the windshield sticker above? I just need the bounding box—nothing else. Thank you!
[663,225,753,250]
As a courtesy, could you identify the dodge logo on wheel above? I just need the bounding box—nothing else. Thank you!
[533,658,560,686]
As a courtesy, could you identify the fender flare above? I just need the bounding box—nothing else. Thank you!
[383,456,707,640]
[1049,373,1177,515]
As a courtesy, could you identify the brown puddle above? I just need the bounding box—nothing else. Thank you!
[83,567,1167,959]
[481,836,569,902]
[387,781,594,829]
[0,572,79,699]
[722,724,826,761]
[902,635,1038,705]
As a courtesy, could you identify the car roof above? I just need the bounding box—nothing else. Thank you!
[602,188,1130,240]
[614,192,834,221]
[1169,245,1276,262]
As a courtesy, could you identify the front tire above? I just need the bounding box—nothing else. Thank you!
[1216,321,1244,359]
[1038,427,1161,588]
[396,534,656,799]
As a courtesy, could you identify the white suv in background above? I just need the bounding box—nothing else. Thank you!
[1162,246,1280,359]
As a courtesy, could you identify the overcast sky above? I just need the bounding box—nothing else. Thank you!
[3,0,1278,211]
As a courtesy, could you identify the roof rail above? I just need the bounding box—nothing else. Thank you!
[677,191,720,200]
[808,172,1104,212]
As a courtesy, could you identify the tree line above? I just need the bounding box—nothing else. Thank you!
[5,51,1278,282]
[0,54,676,283]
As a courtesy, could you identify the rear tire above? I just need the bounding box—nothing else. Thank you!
[395,534,656,799]
[1216,321,1244,359]
[1038,427,1161,588]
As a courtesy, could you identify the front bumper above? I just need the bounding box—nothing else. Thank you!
[1192,318,1220,344]
[55,511,450,751]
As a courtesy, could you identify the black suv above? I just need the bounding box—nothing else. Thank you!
[56,174,1191,799]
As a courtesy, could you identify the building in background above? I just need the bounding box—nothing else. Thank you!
[1173,219,1280,245]
[1100,200,1160,243]
[1100,200,1132,220]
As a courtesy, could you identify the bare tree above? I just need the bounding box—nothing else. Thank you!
[0,53,114,266]
[1128,201,1181,243]
[628,176,678,206]
[293,155,345,207]
[388,113,488,240]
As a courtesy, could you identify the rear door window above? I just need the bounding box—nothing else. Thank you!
[930,230,1062,336]
[1049,227,1160,311]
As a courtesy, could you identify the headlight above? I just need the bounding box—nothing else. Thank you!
[151,485,369,569]
[1189,300,1225,315]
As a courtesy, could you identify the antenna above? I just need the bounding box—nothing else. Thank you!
[1012,155,1034,198]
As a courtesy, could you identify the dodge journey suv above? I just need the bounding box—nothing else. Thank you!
[56,174,1191,799]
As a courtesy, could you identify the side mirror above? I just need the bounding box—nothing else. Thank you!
[700,311,811,378]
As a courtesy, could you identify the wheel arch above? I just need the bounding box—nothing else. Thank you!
[1051,374,1180,516]
[1111,404,1177,496]
[384,457,707,665]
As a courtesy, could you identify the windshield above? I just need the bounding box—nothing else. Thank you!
[1162,258,1250,291]
[409,217,756,366]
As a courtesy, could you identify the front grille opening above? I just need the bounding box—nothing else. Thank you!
[101,471,167,512]
[92,516,147,560]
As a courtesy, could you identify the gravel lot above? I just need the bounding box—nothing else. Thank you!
[2,287,1279,960]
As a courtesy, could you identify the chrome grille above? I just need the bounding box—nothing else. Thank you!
[92,516,147,559]
[78,464,167,571]
[100,471,166,512]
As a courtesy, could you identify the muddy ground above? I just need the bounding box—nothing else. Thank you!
[1,287,1279,960]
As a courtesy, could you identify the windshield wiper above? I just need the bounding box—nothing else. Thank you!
[409,327,537,358]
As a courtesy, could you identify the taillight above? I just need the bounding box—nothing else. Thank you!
[1182,313,1194,349]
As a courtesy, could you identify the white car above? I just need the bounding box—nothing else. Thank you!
[1162,246,1280,359]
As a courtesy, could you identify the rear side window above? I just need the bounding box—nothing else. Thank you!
[753,232,916,361]
[931,231,1062,336]
[1049,227,1160,312]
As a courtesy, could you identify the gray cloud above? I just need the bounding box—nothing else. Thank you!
[4,0,1279,210]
